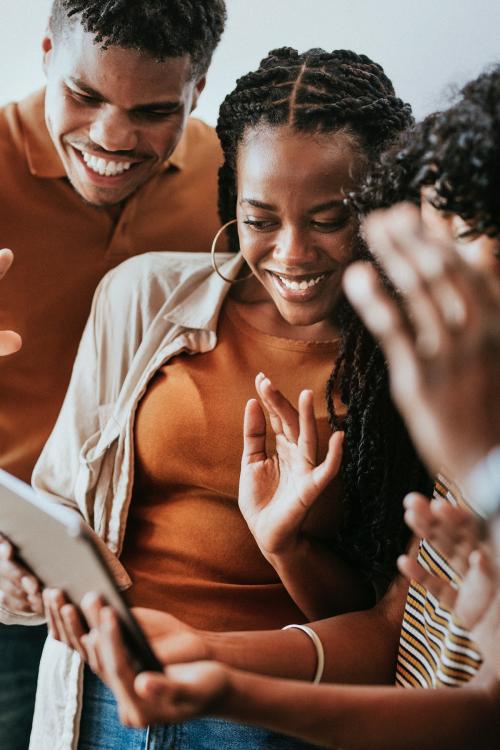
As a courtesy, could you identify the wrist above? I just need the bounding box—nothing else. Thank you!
[210,665,241,717]
[211,667,272,722]
[260,535,311,568]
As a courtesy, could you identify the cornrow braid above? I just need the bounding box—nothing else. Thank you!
[49,0,226,75]
[217,47,431,588]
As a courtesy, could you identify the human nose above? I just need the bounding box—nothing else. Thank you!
[273,224,316,266]
[88,105,138,152]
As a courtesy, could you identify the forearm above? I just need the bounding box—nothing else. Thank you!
[218,669,500,750]
[204,577,405,684]
[266,538,374,620]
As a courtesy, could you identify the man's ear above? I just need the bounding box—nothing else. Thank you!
[190,76,207,112]
[42,31,54,76]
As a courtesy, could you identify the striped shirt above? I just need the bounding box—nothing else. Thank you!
[396,474,483,688]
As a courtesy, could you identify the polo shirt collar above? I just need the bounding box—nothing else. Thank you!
[17,89,65,178]
[17,87,187,178]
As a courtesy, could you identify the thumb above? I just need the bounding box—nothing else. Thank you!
[242,399,267,465]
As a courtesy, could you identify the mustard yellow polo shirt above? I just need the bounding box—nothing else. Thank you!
[0,89,223,481]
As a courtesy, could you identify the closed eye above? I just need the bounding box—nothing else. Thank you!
[132,108,181,121]
[243,218,278,231]
[311,217,349,232]
[69,89,100,106]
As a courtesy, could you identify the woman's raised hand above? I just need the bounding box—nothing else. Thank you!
[238,372,343,561]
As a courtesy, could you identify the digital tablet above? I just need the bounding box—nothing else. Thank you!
[0,468,163,673]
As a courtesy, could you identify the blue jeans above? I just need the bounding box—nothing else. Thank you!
[79,667,321,749]
[0,623,48,750]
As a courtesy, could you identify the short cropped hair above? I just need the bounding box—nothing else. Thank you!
[49,0,226,77]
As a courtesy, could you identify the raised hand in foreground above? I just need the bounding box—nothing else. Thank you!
[343,204,500,482]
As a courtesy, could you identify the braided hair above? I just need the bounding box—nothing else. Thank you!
[217,47,432,588]
[49,0,226,76]
[356,65,500,240]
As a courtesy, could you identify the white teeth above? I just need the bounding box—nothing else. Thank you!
[81,151,132,177]
[277,273,326,290]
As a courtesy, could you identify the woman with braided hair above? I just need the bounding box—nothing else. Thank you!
[214,46,431,605]
[3,47,429,749]
[66,64,500,750]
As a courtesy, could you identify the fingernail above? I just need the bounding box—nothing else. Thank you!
[21,577,38,594]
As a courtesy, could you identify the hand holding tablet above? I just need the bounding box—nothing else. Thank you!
[0,469,162,673]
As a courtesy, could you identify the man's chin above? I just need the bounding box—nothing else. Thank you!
[66,176,140,208]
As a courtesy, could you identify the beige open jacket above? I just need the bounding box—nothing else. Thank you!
[2,251,241,750]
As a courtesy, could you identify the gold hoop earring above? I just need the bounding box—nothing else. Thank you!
[210,219,253,283]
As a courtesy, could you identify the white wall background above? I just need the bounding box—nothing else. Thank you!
[2,0,500,124]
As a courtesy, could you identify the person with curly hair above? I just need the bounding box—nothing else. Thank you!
[356,65,500,251]
[351,67,500,692]
[0,1,226,747]
[0,47,430,749]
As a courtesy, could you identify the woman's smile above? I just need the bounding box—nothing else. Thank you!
[266,269,336,301]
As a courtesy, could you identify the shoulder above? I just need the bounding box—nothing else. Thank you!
[88,253,220,366]
[179,116,223,169]
[0,100,23,160]
[184,117,219,147]
[94,252,216,319]
[0,91,46,182]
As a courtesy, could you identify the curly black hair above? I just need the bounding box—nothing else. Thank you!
[356,65,500,239]
[216,47,432,588]
[49,0,226,76]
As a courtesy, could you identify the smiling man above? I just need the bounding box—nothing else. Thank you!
[0,1,226,746]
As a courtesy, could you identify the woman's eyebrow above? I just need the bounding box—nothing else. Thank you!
[239,199,346,211]
[309,199,346,213]
[239,198,276,210]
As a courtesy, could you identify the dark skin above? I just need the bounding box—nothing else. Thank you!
[42,23,205,207]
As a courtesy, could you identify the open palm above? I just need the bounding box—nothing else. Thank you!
[238,373,343,559]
